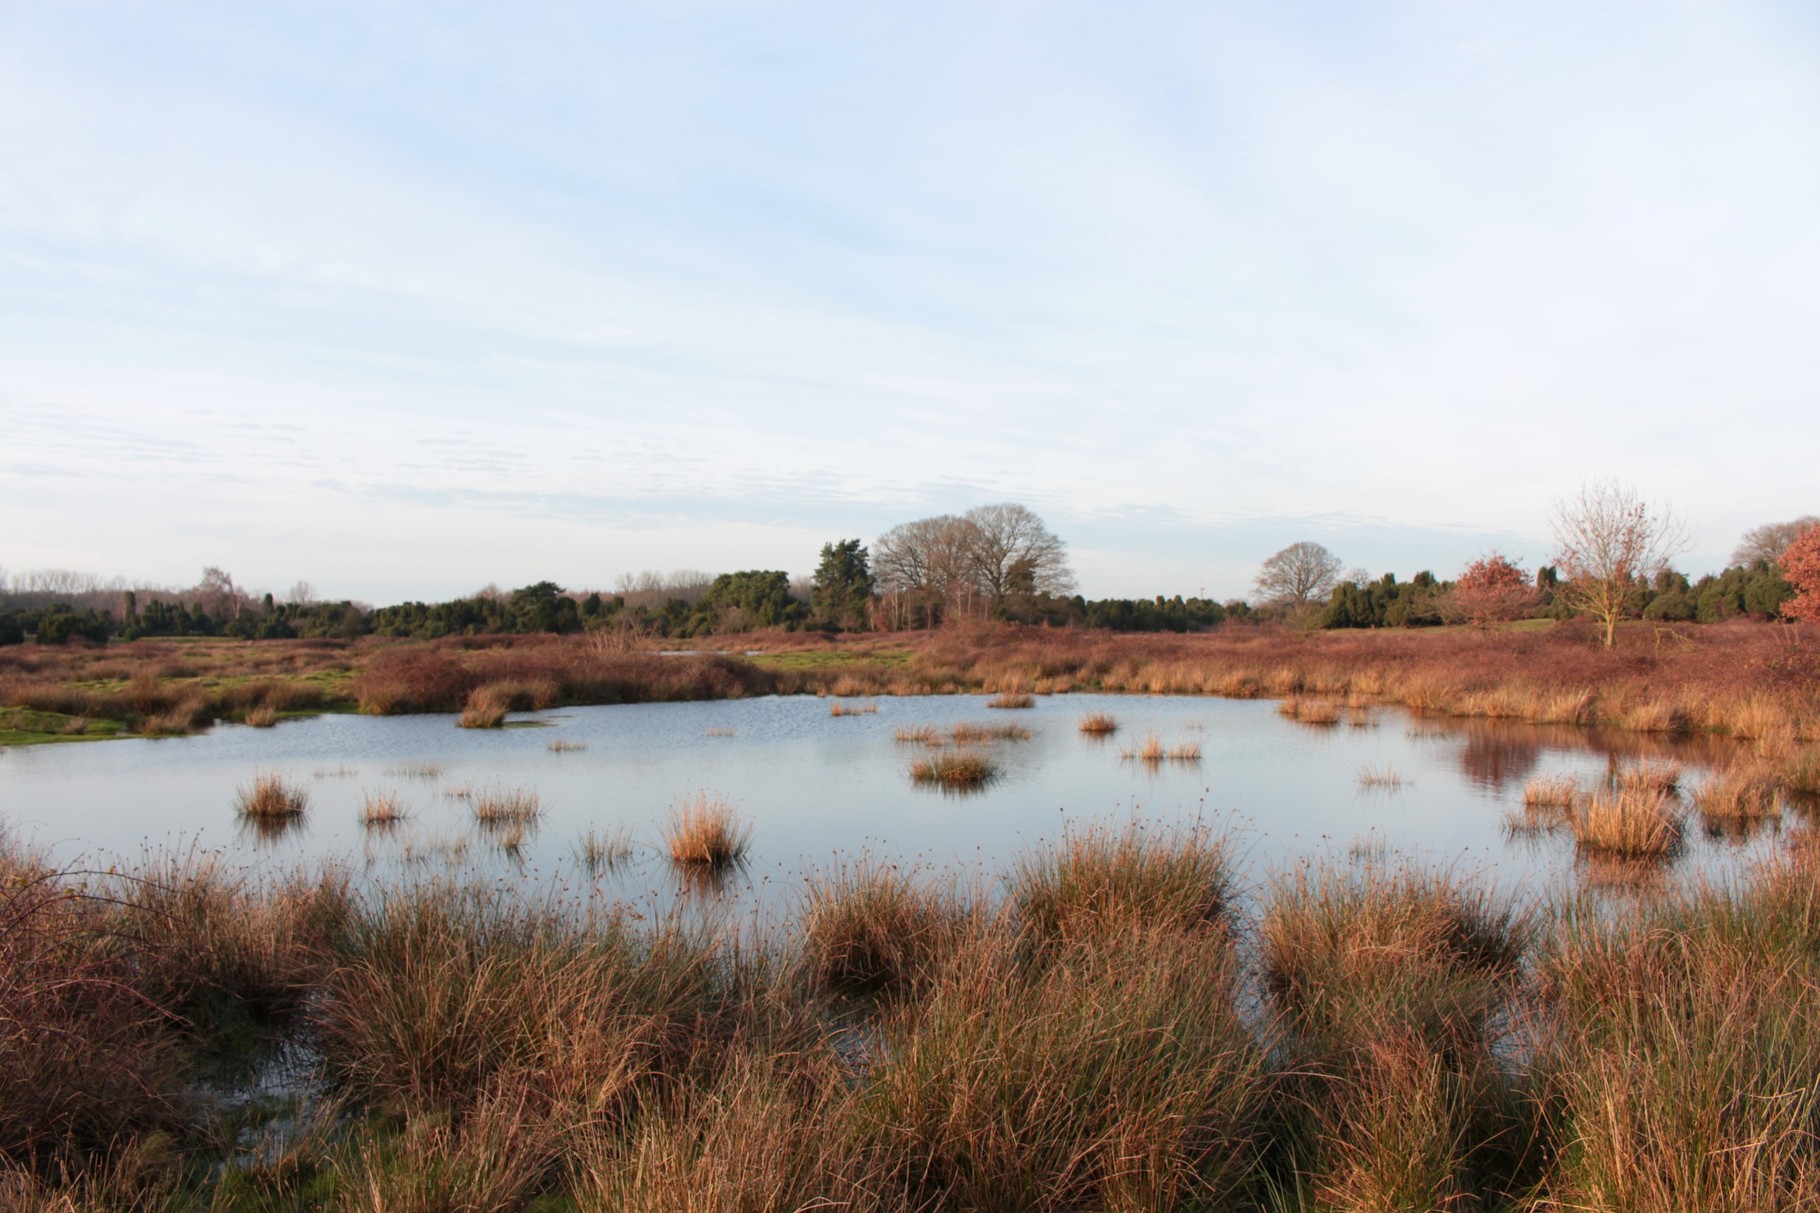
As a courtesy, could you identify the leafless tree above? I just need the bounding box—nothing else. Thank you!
[286,580,317,606]
[1730,516,1820,568]
[1253,542,1343,608]
[874,505,1075,626]
[1551,481,1690,647]
[959,503,1076,608]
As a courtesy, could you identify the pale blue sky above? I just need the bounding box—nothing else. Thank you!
[3,2,1817,604]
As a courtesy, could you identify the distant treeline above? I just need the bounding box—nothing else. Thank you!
[0,542,1801,648]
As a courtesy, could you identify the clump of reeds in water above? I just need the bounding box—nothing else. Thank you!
[893,724,942,746]
[987,692,1035,709]
[909,749,996,789]
[802,858,967,997]
[359,790,408,828]
[1692,765,1782,826]
[1120,732,1169,763]
[1279,696,1342,725]
[1010,819,1232,941]
[576,825,636,874]
[664,792,750,866]
[1117,732,1198,763]
[470,785,542,826]
[1357,764,1404,789]
[235,772,308,821]
[1524,774,1579,810]
[456,683,514,729]
[951,722,1031,743]
[1077,711,1118,736]
[1613,759,1683,795]
[547,737,587,753]
[828,700,878,717]
[384,761,442,781]
[1571,785,1684,859]
[244,705,278,728]
[704,726,735,737]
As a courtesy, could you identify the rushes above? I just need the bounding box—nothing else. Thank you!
[1571,785,1684,859]
[828,700,878,716]
[576,825,636,873]
[664,792,750,866]
[1077,711,1118,736]
[893,724,941,745]
[908,749,996,789]
[802,859,967,997]
[469,785,542,826]
[1357,764,1405,789]
[234,772,308,821]
[546,737,587,753]
[358,790,408,827]
[1118,731,1201,763]
[950,721,1031,743]
[1010,819,1233,942]
[986,692,1035,709]
[1279,696,1343,725]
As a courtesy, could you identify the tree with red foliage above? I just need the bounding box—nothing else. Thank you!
[1444,553,1536,631]
[1782,526,1820,623]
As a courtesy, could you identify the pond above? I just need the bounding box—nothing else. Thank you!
[0,693,1789,914]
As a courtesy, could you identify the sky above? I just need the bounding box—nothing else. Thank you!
[3,2,1817,606]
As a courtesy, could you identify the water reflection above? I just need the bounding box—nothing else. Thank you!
[237,813,306,846]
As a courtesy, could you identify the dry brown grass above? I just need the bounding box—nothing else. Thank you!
[234,772,308,821]
[664,792,750,866]
[950,721,1031,743]
[908,750,996,789]
[358,790,408,827]
[1571,786,1684,858]
[828,700,878,716]
[986,691,1035,709]
[546,737,587,753]
[469,785,541,826]
[893,724,941,745]
[1077,711,1118,735]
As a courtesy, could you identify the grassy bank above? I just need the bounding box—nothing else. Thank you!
[7,818,1820,1209]
[3,623,1816,763]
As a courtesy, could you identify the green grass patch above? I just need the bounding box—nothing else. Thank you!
[0,707,129,746]
[747,648,913,671]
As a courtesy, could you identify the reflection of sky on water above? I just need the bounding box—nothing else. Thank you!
[0,695,1782,917]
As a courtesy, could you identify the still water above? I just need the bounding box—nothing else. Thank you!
[0,694,1785,913]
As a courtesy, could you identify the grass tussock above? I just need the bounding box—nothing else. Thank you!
[234,772,308,821]
[358,790,408,827]
[986,691,1035,709]
[1524,773,1579,809]
[1279,696,1343,725]
[908,749,995,789]
[575,825,636,873]
[664,792,750,866]
[1077,711,1118,735]
[243,705,278,728]
[469,785,541,826]
[828,699,879,716]
[950,721,1031,743]
[802,859,970,997]
[1010,819,1233,943]
[1693,764,1783,824]
[892,723,941,745]
[546,737,587,752]
[1572,786,1685,859]
[1357,763,1404,788]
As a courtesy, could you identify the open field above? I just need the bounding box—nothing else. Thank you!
[7,819,1820,1209]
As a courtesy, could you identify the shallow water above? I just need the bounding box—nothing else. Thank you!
[0,694,1785,914]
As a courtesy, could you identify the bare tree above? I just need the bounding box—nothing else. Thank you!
[959,503,1075,609]
[1254,542,1343,609]
[1551,481,1690,647]
[286,580,317,606]
[874,514,973,627]
[1731,516,1820,568]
